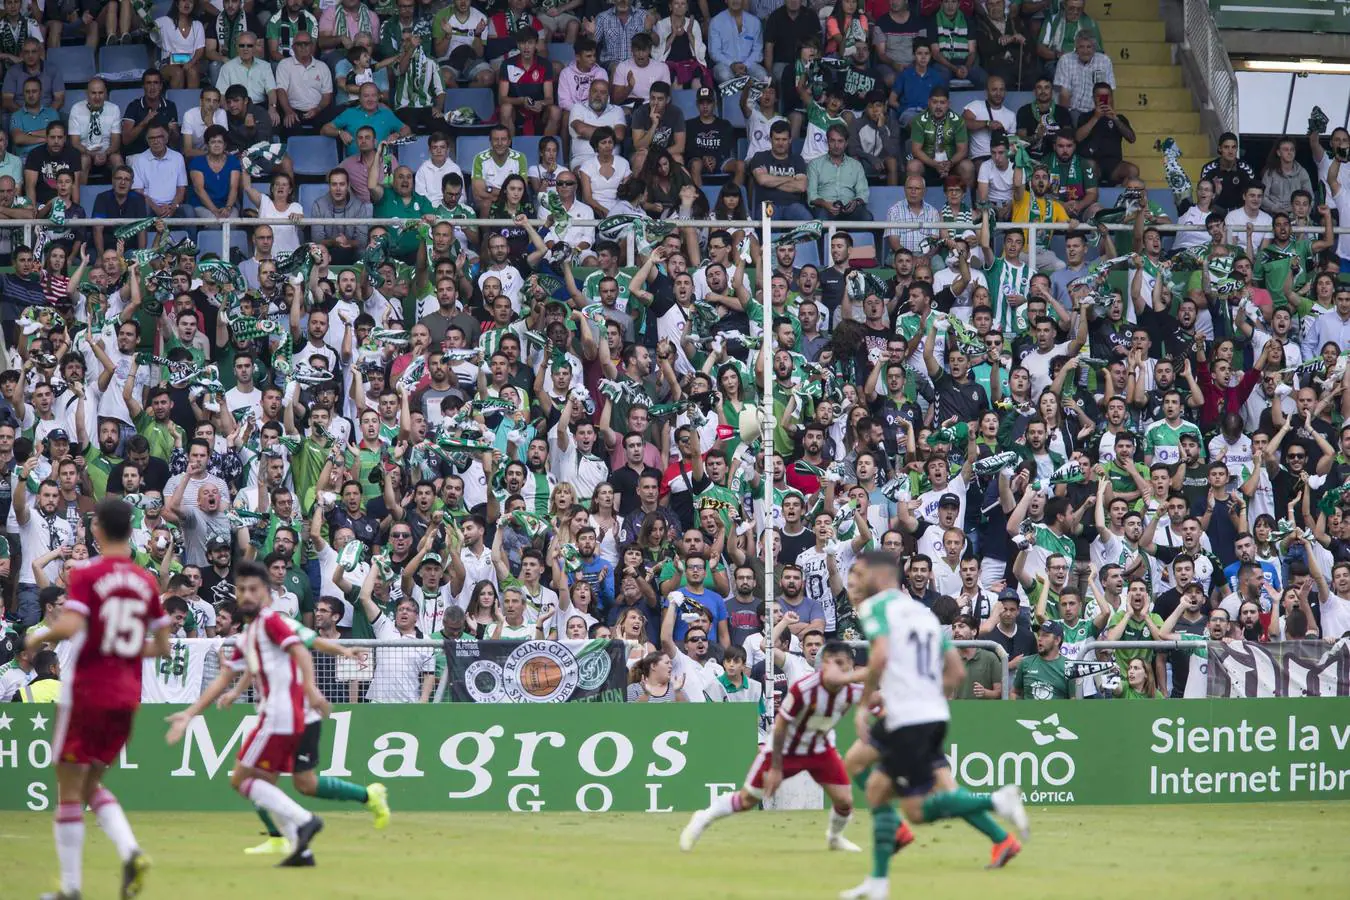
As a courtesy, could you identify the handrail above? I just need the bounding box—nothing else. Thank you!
[1182,0,1239,139]
[1081,640,1187,653]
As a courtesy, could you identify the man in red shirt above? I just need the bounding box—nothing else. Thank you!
[497,29,561,137]
[26,498,172,900]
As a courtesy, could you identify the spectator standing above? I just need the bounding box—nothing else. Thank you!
[1260,138,1312,217]
[977,135,1016,218]
[808,124,871,226]
[709,0,768,85]
[1053,32,1112,120]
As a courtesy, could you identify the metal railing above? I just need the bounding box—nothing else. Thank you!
[1183,0,1240,138]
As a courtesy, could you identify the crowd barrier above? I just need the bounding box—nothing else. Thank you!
[5,697,1349,811]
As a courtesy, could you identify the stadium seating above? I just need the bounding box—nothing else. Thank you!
[672,89,700,122]
[443,88,496,127]
[109,89,140,114]
[867,186,904,223]
[167,89,198,114]
[298,182,327,212]
[97,45,150,82]
[80,183,111,210]
[49,46,95,85]
[289,135,340,177]
[396,136,430,172]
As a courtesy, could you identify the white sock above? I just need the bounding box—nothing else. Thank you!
[706,790,742,822]
[91,787,139,861]
[54,803,85,893]
[828,806,851,838]
[244,778,313,841]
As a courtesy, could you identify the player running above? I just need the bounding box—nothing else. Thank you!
[841,551,1029,900]
[165,561,326,867]
[26,498,173,900]
[218,623,390,855]
[680,640,865,853]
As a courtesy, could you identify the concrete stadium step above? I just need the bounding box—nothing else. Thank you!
[1122,110,1203,133]
[1108,42,1174,67]
[1097,19,1166,43]
[1115,64,1185,88]
[1084,0,1158,20]
[1116,87,1196,113]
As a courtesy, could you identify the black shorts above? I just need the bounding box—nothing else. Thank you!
[293,720,323,773]
[870,720,949,798]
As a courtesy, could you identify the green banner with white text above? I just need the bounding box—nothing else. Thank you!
[3,700,1350,811]
[1212,0,1350,34]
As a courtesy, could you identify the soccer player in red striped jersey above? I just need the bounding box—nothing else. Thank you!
[680,641,866,852]
[166,561,327,868]
[26,498,173,900]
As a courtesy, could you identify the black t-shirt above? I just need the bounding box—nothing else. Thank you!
[121,97,180,156]
[1079,112,1132,163]
[870,395,921,459]
[200,565,237,608]
[631,103,684,152]
[748,149,807,207]
[1015,102,1074,158]
[1199,158,1256,213]
[686,115,734,165]
[989,623,1036,664]
[108,455,170,493]
[932,370,989,426]
[778,526,814,566]
[24,144,81,203]
[611,464,660,517]
[835,66,879,110]
[819,265,848,314]
[764,5,823,81]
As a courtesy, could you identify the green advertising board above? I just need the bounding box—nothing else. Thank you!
[4,700,1350,811]
[1212,0,1350,34]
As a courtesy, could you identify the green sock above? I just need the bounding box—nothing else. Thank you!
[255,807,281,838]
[920,788,993,823]
[315,776,369,803]
[962,811,1008,843]
[870,805,899,878]
[851,767,871,793]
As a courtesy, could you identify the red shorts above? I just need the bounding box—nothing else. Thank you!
[744,746,849,798]
[237,721,302,775]
[55,703,137,767]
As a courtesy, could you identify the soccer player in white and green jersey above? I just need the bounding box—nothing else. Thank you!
[1143,390,1202,466]
[842,552,1029,899]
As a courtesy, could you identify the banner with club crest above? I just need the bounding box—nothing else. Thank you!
[438,639,630,703]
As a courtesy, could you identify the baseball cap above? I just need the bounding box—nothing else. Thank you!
[421,552,444,567]
[938,493,961,509]
[998,588,1020,604]
[695,86,714,103]
[207,536,231,550]
[45,429,69,443]
[1035,620,1065,638]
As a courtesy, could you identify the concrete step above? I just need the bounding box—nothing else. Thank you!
[1097,19,1166,43]
[1120,110,1203,133]
[1116,87,1196,113]
[1108,42,1174,67]
[1114,64,1185,88]
[1133,132,1212,161]
[1084,0,1160,20]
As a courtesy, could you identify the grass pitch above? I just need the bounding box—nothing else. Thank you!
[7,804,1350,899]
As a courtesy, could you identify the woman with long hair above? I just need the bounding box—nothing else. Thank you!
[39,244,85,309]
[614,605,656,662]
[712,183,755,253]
[668,181,710,263]
[156,0,205,88]
[465,580,500,639]
[1173,178,1220,249]
[241,170,303,255]
[637,514,674,567]
[1114,657,1163,699]
[824,0,869,62]
[589,482,624,565]
[528,136,564,194]
[626,651,687,702]
[640,148,693,217]
[486,173,535,259]
[1261,137,1313,217]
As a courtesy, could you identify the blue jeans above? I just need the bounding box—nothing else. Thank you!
[770,201,812,222]
[15,582,39,629]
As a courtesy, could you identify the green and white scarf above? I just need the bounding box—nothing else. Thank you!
[334,3,374,40]
[0,15,32,57]
[394,43,442,110]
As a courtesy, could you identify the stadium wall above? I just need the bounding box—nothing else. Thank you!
[4,700,1350,811]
